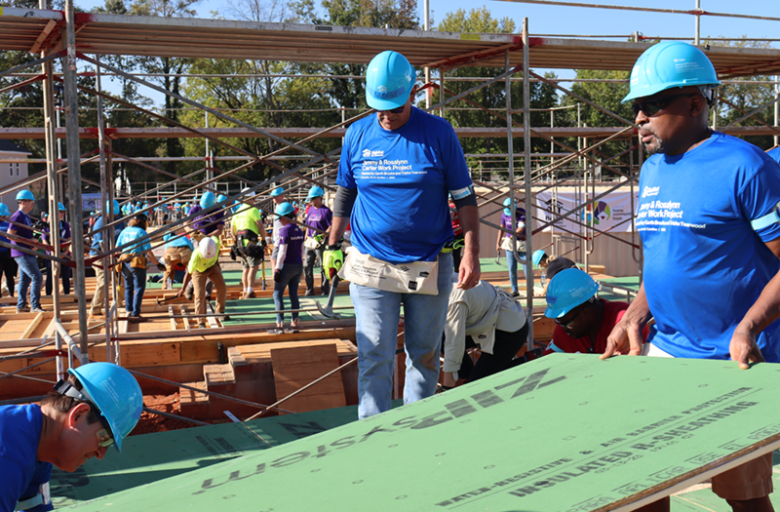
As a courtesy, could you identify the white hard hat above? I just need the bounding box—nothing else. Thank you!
[199,237,217,260]
[242,187,255,197]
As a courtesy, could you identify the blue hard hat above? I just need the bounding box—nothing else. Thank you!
[366,51,416,110]
[275,201,295,218]
[67,362,143,453]
[16,189,34,201]
[200,191,216,209]
[622,41,721,104]
[216,194,227,204]
[532,249,547,268]
[307,185,324,200]
[57,202,66,211]
[270,187,284,197]
[544,268,599,319]
[0,203,9,216]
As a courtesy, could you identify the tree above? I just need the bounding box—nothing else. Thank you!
[436,6,559,180]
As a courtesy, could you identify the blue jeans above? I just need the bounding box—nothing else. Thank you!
[15,255,42,310]
[350,253,453,419]
[506,250,529,294]
[273,263,302,325]
[122,263,147,317]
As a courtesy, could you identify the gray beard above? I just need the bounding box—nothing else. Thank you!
[644,137,666,156]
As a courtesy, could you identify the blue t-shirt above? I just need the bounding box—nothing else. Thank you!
[0,404,53,512]
[89,216,126,256]
[164,233,194,250]
[116,226,152,255]
[768,146,780,165]
[279,223,304,265]
[337,107,473,264]
[637,131,780,360]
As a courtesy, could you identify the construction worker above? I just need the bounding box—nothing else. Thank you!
[89,199,124,318]
[543,268,648,355]
[191,191,224,242]
[271,202,304,334]
[603,41,780,512]
[303,185,332,296]
[532,249,577,296]
[8,189,44,314]
[161,230,193,289]
[0,202,17,298]
[442,279,527,389]
[42,202,72,296]
[495,197,527,298]
[0,362,142,512]
[269,186,286,271]
[324,50,480,419]
[231,189,266,299]
[178,236,227,329]
[116,214,164,322]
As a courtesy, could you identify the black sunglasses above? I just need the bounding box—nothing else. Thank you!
[631,93,697,117]
[378,105,405,114]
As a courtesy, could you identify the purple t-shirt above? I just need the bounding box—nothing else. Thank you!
[304,206,332,238]
[9,210,33,258]
[279,223,304,265]
[501,210,526,238]
[194,209,224,235]
[41,220,71,255]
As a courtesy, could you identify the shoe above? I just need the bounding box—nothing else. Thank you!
[31,307,47,313]
[89,310,105,318]
[246,291,256,299]
[16,306,30,313]
[129,315,148,323]
[321,288,330,296]
[221,315,231,322]
[304,290,314,297]
[511,291,520,298]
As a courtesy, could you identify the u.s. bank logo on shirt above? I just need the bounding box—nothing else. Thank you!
[641,186,660,198]
[362,149,384,158]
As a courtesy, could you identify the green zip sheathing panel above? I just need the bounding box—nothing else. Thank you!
[60,354,780,511]
[50,402,371,508]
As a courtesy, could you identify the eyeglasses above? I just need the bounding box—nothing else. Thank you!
[631,93,697,117]
[378,105,405,115]
[96,417,115,448]
[553,303,587,329]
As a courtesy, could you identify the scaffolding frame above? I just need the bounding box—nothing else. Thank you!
[1,2,779,409]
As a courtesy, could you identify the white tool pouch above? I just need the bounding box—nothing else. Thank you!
[339,246,439,295]
[501,236,526,253]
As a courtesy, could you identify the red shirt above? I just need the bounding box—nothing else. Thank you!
[543,299,649,355]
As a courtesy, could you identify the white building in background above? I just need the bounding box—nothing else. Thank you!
[0,140,31,207]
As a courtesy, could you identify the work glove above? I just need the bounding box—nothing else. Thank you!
[273,268,281,283]
[314,234,324,244]
[323,244,343,280]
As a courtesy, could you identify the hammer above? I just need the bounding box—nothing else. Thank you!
[156,295,178,307]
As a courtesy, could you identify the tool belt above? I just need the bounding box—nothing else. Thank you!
[339,246,439,295]
[501,236,526,254]
[237,229,265,258]
[116,252,147,270]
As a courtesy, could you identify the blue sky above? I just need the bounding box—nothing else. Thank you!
[72,0,780,106]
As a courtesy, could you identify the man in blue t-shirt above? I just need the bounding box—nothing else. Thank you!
[602,41,780,511]
[0,363,142,512]
[88,200,125,318]
[324,51,480,419]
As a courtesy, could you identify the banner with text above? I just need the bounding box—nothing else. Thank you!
[535,190,638,233]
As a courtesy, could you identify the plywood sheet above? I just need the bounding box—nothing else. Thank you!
[58,355,780,512]
[271,343,347,414]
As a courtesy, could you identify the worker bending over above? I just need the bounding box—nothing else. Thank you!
[161,230,193,289]
[0,363,142,512]
[178,236,227,329]
[442,279,527,389]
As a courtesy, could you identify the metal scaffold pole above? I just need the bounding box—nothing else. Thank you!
[63,0,89,363]
[522,18,534,349]
[40,0,63,380]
